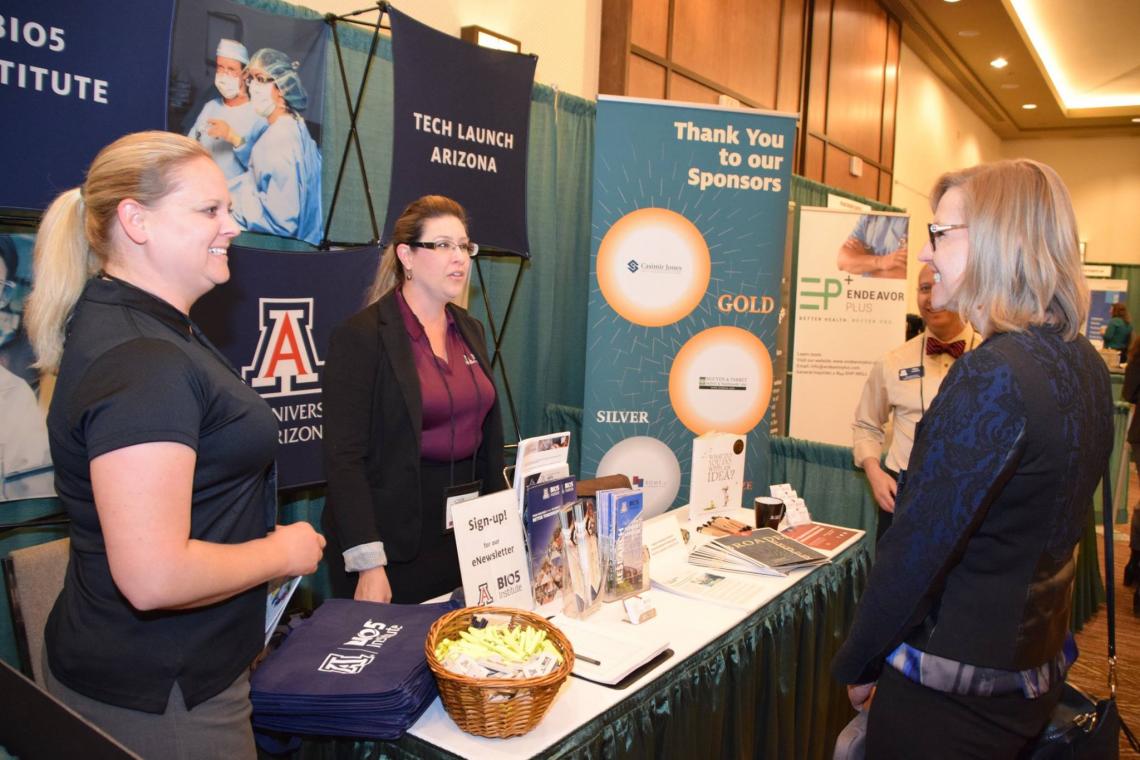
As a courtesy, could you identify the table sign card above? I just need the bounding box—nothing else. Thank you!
[452,490,533,609]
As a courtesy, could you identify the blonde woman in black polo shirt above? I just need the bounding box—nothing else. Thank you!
[25,131,325,759]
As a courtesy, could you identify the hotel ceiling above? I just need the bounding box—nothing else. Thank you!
[879,0,1140,139]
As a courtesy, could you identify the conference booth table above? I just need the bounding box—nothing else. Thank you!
[295,511,870,760]
[0,433,1117,756]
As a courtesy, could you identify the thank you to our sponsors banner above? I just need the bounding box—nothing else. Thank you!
[0,1,175,210]
[192,245,379,488]
[582,96,796,517]
[385,8,536,256]
[789,207,909,446]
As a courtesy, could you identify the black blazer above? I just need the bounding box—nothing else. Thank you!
[321,290,505,570]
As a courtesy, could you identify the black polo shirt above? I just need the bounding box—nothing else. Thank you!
[45,276,278,713]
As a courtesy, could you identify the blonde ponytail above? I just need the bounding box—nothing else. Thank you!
[26,189,99,372]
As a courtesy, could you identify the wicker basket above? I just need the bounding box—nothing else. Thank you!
[425,606,575,738]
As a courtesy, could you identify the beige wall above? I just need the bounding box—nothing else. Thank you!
[892,43,1003,310]
[1001,136,1140,266]
[306,0,602,98]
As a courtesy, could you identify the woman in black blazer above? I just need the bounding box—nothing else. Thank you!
[322,196,505,603]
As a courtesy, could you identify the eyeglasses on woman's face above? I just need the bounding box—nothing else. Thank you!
[244,72,275,85]
[927,223,968,251]
[410,239,479,257]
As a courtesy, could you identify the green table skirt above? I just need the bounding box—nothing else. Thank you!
[296,537,873,760]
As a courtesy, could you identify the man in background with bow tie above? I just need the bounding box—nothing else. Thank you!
[852,264,977,540]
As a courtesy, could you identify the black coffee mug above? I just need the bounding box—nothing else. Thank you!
[754,497,785,529]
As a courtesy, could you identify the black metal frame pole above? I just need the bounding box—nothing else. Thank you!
[322,4,388,247]
[473,253,526,443]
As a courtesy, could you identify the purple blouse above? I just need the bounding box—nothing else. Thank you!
[396,289,496,463]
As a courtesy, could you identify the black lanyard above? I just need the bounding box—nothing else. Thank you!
[429,325,483,487]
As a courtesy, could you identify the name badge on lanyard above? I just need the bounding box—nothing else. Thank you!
[444,479,482,533]
[898,365,924,381]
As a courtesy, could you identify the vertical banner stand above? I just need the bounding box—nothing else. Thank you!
[473,251,526,444]
[321,2,389,248]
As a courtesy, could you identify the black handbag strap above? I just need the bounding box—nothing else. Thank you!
[1101,464,1115,681]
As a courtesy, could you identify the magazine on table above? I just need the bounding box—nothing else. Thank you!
[642,514,769,609]
[511,431,572,517]
[783,522,861,550]
[524,476,577,614]
[597,488,645,600]
[689,528,829,577]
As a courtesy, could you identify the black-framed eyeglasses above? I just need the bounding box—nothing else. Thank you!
[0,280,16,310]
[410,240,479,257]
[927,223,968,251]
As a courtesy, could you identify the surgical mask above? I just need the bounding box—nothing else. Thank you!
[214,72,241,100]
[249,80,277,117]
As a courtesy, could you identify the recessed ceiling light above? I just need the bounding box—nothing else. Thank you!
[1000,83,1020,90]
[944,0,961,3]
[1132,117,1140,123]
[990,57,1009,69]
[958,30,980,38]
[1022,103,1037,110]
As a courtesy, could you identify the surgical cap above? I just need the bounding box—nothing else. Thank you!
[249,48,308,111]
[216,38,249,65]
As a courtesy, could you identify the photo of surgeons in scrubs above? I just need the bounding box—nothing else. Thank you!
[168,10,326,247]
[0,236,53,501]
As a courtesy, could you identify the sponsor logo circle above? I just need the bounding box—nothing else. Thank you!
[668,326,773,434]
[596,436,681,518]
[596,207,711,327]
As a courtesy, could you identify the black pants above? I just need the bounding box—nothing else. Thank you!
[325,458,470,604]
[867,664,1061,759]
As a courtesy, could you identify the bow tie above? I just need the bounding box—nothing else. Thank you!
[926,337,965,358]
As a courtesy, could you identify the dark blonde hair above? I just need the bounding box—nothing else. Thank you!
[931,159,1086,340]
[27,131,210,371]
[367,195,469,303]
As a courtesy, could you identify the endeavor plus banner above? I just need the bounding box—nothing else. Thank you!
[581,96,797,517]
[0,1,175,210]
[789,207,909,446]
[385,7,535,255]
[192,245,379,489]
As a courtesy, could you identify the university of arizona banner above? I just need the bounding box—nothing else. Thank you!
[789,207,909,446]
[0,1,175,210]
[385,7,535,255]
[169,0,328,246]
[581,96,797,517]
[192,245,380,488]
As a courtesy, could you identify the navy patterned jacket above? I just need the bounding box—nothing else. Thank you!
[833,325,1113,685]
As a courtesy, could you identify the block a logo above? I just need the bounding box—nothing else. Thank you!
[318,652,375,675]
[242,298,324,398]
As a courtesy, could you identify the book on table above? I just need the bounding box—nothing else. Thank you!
[688,432,747,522]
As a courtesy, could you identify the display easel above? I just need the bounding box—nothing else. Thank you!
[321,2,528,443]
